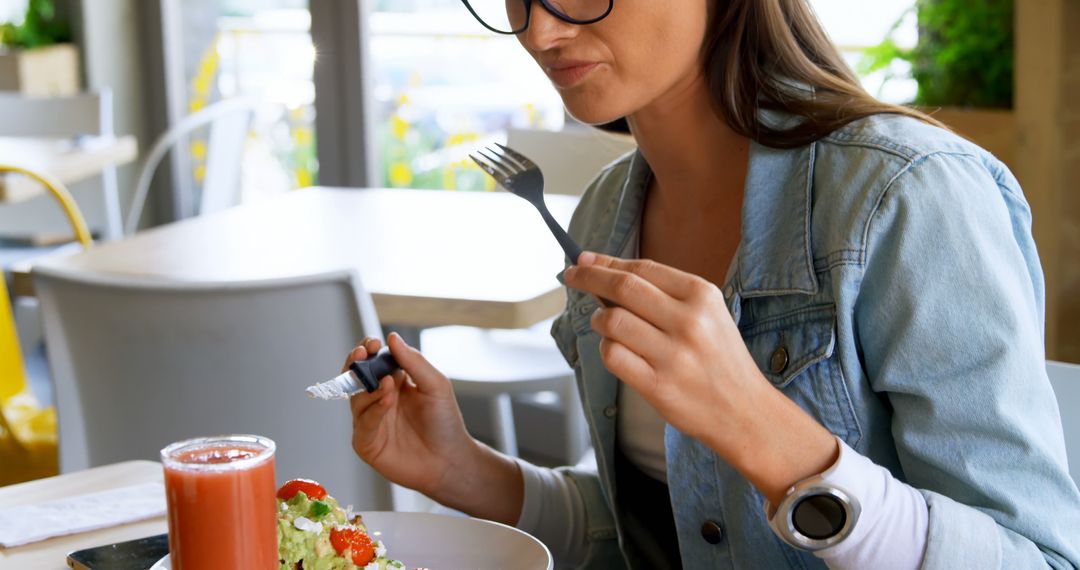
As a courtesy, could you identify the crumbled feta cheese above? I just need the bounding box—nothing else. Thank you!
[280,502,288,511]
[293,516,323,533]
[375,540,387,558]
[363,563,379,570]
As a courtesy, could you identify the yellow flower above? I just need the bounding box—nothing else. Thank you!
[296,169,313,188]
[293,126,313,147]
[190,140,208,161]
[389,162,413,187]
[391,115,410,140]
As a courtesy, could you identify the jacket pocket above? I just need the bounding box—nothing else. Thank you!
[741,304,862,447]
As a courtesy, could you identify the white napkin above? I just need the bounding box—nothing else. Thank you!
[0,482,167,548]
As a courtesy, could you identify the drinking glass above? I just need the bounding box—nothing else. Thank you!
[161,434,277,569]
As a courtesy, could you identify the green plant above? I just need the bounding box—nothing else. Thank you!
[0,0,71,50]
[859,0,1013,109]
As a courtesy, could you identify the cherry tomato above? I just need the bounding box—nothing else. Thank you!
[329,527,376,566]
[276,478,327,501]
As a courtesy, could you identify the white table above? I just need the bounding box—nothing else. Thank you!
[0,136,138,203]
[0,461,166,570]
[20,187,579,330]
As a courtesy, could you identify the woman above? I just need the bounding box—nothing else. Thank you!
[345,0,1080,567]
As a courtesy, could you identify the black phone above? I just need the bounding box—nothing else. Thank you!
[66,534,169,570]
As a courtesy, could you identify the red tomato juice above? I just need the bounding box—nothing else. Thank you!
[162,435,277,569]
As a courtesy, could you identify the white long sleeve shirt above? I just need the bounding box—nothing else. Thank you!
[515,228,929,568]
[516,403,929,569]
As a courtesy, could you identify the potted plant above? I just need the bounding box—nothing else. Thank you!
[861,0,1015,168]
[0,0,79,96]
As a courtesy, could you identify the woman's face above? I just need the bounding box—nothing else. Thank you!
[515,0,711,125]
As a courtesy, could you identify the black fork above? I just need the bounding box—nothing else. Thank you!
[470,143,584,264]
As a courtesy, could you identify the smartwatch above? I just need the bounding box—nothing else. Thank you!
[766,477,861,551]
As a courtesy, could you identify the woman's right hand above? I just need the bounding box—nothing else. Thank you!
[345,332,524,524]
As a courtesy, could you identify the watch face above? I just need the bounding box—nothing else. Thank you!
[792,494,847,540]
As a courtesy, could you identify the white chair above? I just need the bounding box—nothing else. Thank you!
[0,89,123,240]
[33,266,393,509]
[421,323,587,461]
[505,127,636,195]
[1048,360,1080,483]
[124,97,259,234]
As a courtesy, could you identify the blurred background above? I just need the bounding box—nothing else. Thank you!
[0,1,1011,195]
[3,0,1079,520]
[0,0,1076,389]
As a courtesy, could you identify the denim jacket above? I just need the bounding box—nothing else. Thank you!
[549,115,1080,569]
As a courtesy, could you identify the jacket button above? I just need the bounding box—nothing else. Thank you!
[602,405,617,418]
[769,346,789,374]
[723,284,734,298]
[701,521,723,544]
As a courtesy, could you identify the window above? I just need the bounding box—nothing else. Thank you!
[148,0,918,205]
[810,0,918,103]
[216,1,318,191]
[157,0,317,217]
[0,0,25,24]
[368,1,565,191]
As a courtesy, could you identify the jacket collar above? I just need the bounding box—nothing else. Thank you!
[602,138,819,299]
[736,140,819,297]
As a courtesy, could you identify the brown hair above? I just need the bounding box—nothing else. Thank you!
[600,0,944,148]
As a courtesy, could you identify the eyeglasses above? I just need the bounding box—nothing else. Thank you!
[461,0,614,35]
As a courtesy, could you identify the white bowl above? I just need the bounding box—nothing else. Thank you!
[151,511,553,569]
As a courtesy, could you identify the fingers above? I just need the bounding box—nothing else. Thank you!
[342,337,384,373]
[351,374,398,442]
[386,332,449,395]
[577,251,709,301]
[342,345,366,373]
[345,336,397,419]
[590,306,672,365]
[598,338,657,394]
[349,368,397,419]
[393,368,416,389]
[347,333,436,422]
[565,260,683,331]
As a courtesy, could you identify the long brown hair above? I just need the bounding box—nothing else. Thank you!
[600,0,944,148]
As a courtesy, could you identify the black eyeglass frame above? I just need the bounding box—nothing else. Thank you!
[461,0,614,35]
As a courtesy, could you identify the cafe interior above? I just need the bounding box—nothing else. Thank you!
[0,0,1078,568]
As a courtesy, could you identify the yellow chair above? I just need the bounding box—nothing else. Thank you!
[0,165,92,486]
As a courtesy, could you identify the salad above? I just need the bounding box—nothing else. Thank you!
[276,478,405,570]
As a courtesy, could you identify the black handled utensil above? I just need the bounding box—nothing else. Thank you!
[307,348,400,399]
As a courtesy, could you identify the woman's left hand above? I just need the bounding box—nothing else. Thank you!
[563,251,767,452]
[563,251,837,501]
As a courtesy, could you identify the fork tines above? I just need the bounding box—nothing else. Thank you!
[469,143,537,186]
[493,143,537,169]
